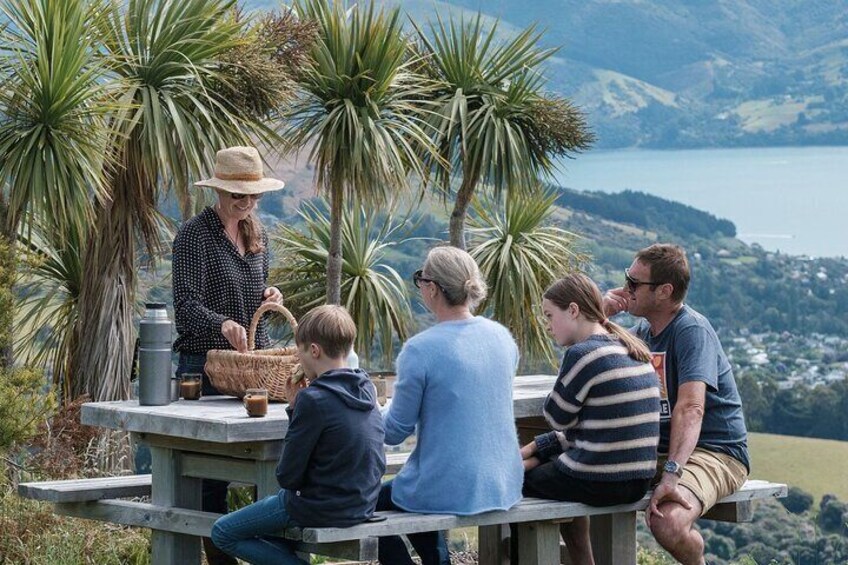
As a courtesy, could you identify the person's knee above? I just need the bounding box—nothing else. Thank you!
[210,517,234,552]
[649,505,691,546]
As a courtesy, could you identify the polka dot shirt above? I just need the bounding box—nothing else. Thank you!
[172,206,271,354]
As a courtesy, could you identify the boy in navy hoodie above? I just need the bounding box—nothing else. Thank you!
[212,305,386,565]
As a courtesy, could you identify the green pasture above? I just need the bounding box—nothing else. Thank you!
[748,431,848,502]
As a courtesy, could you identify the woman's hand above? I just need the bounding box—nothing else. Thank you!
[520,440,538,461]
[262,286,282,304]
[221,319,248,352]
[523,456,542,472]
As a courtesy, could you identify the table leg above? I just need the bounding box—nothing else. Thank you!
[255,460,279,500]
[515,522,561,564]
[479,524,510,564]
[589,511,637,565]
[150,446,202,564]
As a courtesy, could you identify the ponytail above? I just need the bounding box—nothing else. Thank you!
[545,274,652,363]
[605,319,651,363]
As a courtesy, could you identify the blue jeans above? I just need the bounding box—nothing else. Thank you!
[377,481,451,565]
[211,493,306,565]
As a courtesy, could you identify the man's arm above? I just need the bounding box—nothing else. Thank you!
[646,380,706,524]
[665,380,706,469]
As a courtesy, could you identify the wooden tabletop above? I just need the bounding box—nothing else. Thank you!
[82,374,557,444]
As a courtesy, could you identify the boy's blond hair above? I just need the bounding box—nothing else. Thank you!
[295,305,356,359]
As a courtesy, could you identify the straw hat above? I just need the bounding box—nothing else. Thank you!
[194,146,285,195]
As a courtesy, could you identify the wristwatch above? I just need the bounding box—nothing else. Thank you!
[663,460,684,478]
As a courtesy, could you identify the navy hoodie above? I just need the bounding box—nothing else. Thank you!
[276,368,386,527]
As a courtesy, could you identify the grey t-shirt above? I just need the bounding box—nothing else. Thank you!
[634,305,750,471]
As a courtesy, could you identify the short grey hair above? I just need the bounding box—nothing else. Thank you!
[423,246,487,310]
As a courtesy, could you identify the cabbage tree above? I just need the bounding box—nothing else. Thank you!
[414,15,593,249]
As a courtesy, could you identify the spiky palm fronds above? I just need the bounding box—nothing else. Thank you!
[14,221,86,399]
[0,0,113,368]
[469,187,587,367]
[72,0,290,401]
[271,200,413,366]
[413,14,594,249]
[286,0,437,304]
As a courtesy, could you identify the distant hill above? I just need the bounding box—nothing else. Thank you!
[244,0,848,149]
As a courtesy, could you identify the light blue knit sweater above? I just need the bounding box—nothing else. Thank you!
[384,317,524,515]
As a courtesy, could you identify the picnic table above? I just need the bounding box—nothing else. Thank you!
[19,375,786,564]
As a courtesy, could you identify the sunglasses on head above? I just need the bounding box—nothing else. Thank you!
[624,268,664,291]
[412,269,446,294]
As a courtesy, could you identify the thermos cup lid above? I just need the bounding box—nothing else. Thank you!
[146,302,167,309]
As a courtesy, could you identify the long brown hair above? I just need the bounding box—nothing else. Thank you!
[239,213,265,254]
[543,273,651,363]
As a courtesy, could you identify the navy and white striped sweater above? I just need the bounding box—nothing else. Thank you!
[535,334,661,482]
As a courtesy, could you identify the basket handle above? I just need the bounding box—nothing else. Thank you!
[248,302,299,351]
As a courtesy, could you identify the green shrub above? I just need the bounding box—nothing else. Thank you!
[0,366,56,451]
[780,486,814,514]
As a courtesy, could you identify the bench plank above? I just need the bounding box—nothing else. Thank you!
[18,475,152,503]
[53,499,376,561]
[385,451,409,475]
[703,500,753,522]
[294,481,787,543]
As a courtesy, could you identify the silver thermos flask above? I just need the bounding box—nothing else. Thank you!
[138,303,173,406]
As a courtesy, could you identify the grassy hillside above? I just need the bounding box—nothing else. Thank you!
[748,432,848,502]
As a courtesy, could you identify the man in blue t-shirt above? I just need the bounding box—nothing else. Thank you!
[605,244,749,565]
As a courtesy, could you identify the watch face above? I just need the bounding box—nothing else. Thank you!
[664,460,681,474]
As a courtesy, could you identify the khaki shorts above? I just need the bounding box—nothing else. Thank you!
[655,448,748,515]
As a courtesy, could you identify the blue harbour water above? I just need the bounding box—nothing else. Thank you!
[554,146,848,258]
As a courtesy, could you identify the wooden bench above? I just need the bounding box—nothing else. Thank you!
[19,473,786,564]
[283,480,786,563]
[18,474,153,503]
[17,451,411,505]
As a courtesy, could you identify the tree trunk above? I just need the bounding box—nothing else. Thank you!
[325,182,344,305]
[448,177,477,250]
[71,164,139,402]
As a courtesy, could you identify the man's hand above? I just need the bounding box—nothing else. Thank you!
[603,287,631,316]
[221,320,248,352]
[263,286,283,304]
[645,477,693,528]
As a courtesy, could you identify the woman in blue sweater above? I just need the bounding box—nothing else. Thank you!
[379,247,524,565]
[519,273,660,565]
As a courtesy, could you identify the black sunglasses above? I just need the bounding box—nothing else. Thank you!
[227,192,263,201]
[624,268,664,291]
[413,269,446,293]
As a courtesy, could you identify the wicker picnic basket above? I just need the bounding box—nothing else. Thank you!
[205,302,299,402]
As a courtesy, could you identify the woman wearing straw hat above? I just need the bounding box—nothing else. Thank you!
[172,145,285,565]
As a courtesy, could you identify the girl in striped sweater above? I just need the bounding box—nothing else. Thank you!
[519,273,660,565]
